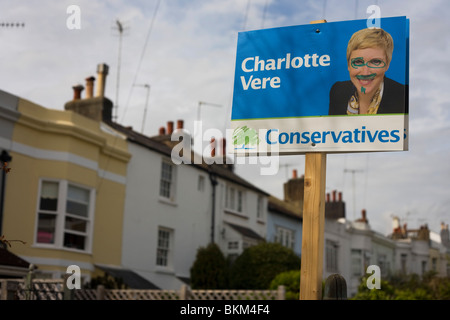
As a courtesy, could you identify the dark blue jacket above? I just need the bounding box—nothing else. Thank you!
[328,77,408,115]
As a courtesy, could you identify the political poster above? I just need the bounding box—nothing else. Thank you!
[230,16,409,155]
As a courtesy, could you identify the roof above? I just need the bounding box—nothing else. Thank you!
[104,120,269,196]
[268,195,302,220]
[226,222,265,241]
[96,265,160,289]
[0,247,31,269]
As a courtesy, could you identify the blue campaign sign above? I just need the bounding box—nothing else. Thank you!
[231,16,408,120]
[230,16,409,155]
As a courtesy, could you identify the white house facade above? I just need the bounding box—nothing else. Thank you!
[109,121,269,289]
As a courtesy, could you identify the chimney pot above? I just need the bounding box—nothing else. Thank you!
[293,169,298,179]
[332,190,337,202]
[210,137,216,157]
[338,192,342,202]
[72,84,84,100]
[176,120,184,130]
[85,76,95,99]
[95,63,109,97]
[167,121,174,135]
[159,126,166,135]
[326,193,330,202]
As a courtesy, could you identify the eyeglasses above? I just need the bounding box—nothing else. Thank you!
[351,57,386,69]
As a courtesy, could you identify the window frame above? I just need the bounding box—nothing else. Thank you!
[351,249,362,276]
[256,195,264,221]
[275,226,295,250]
[34,178,94,253]
[325,239,339,273]
[156,227,174,270]
[159,159,177,203]
[224,184,245,214]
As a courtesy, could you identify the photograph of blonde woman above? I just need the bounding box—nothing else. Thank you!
[328,28,407,115]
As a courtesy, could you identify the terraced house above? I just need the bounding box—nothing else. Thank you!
[1,63,448,296]
[0,64,130,282]
[0,63,270,290]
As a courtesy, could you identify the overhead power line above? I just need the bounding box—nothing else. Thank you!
[120,0,161,124]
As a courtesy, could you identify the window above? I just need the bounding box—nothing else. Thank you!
[400,254,407,273]
[432,258,437,272]
[257,196,264,220]
[275,226,295,250]
[326,240,338,273]
[351,249,362,276]
[36,180,93,251]
[156,227,173,268]
[225,185,244,213]
[378,254,388,277]
[228,241,239,250]
[159,160,176,201]
[421,260,427,275]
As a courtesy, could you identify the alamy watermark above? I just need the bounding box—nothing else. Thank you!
[171,121,280,176]
[366,265,381,289]
[66,5,81,30]
[366,5,381,29]
[66,265,81,289]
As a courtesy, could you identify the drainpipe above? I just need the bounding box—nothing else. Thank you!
[0,150,12,237]
[208,169,218,244]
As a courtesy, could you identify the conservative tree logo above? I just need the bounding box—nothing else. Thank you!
[232,126,260,150]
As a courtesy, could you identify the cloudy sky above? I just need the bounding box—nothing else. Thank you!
[1,0,449,236]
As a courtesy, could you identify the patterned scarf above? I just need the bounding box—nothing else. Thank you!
[347,81,384,115]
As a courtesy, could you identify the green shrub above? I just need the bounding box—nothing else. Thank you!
[269,270,300,300]
[352,271,450,300]
[229,242,301,289]
[190,243,228,289]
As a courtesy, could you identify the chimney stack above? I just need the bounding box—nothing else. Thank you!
[325,190,346,220]
[65,63,113,122]
[72,84,84,100]
[85,76,95,98]
[283,172,305,208]
[356,209,369,224]
[95,63,109,97]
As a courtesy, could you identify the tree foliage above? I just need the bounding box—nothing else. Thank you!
[190,242,229,289]
[229,242,301,289]
[352,271,450,300]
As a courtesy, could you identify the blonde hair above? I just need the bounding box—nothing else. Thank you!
[347,28,394,66]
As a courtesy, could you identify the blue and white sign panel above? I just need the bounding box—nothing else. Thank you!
[230,17,409,155]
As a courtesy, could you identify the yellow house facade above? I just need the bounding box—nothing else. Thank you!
[0,64,130,283]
